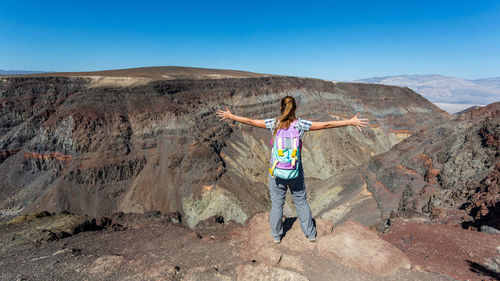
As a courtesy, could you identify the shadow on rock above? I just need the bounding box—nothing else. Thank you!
[467,260,500,280]
[282,217,297,238]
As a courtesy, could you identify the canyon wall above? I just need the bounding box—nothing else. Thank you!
[0,69,452,227]
[314,102,499,231]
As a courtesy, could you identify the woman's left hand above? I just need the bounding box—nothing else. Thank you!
[216,107,233,120]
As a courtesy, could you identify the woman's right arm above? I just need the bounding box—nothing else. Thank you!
[216,107,267,129]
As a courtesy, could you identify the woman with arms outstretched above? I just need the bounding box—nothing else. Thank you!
[217,96,368,243]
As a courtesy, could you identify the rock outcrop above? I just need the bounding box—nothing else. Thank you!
[240,213,411,278]
[317,220,411,276]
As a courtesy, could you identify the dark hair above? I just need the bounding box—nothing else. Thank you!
[272,96,297,140]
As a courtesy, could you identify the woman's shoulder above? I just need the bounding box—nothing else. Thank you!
[294,117,311,124]
[265,117,277,124]
[264,118,277,130]
[294,118,312,131]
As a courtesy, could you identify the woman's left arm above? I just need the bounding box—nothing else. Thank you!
[216,107,267,128]
[309,112,369,131]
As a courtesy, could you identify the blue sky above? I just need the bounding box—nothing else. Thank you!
[1,0,499,81]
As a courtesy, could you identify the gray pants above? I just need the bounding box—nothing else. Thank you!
[268,170,316,239]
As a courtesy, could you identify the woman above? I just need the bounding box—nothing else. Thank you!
[216,96,368,243]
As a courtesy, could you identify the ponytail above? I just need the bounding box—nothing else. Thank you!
[272,96,297,141]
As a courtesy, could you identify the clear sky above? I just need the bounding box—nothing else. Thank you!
[1,0,499,81]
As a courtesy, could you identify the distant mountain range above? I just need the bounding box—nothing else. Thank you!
[3,70,499,113]
[354,74,500,106]
[0,70,48,75]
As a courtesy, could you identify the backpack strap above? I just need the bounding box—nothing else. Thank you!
[269,159,278,176]
[277,138,284,156]
[291,137,298,167]
[291,137,298,158]
[270,119,279,146]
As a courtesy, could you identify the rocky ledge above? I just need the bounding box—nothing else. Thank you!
[5,210,492,281]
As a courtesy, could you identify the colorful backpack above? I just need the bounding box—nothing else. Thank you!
[269,120,301,179]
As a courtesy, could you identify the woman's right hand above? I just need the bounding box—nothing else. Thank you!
[350,112,369,131]
[216,107,267,128]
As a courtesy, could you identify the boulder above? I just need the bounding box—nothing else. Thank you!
[317,220,411,276]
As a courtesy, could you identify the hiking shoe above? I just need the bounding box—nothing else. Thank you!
[273,236,281,244]
[308,236,316,243]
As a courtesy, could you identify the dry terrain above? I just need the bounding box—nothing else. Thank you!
[1,67,498,280]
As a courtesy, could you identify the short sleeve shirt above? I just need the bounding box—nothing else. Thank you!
[264,118,312,139]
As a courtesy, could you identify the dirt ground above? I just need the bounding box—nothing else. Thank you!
[381,218,500,281]
[0,211,474,281]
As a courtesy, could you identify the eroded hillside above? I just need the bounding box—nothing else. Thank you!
[0,67,451,227]
[315,102,499,231]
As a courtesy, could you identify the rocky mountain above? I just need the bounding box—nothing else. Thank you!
[0,66,450,228]
[473,77,500,91]
[354,74,500,111]
[454,105,482,115]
